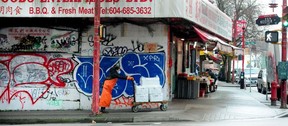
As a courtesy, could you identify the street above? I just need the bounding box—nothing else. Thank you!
[1,83,288,125]
[3,118,288,126]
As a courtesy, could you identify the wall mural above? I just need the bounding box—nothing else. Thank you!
[0,27,79,53]
[0,52,165,110]
[73,57,94,96]
[0,53,75,109]
[0,23,168,110]
[73,52,165,99]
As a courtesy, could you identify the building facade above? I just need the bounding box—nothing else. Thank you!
[0,0,233,110]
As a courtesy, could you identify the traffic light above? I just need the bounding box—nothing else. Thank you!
[265,31,279,43]
[284,21,288,27]
[283,6,288,27]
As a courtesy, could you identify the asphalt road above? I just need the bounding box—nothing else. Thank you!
[3,117,288,126]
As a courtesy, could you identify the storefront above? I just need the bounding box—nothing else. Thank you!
[0,0,237,110]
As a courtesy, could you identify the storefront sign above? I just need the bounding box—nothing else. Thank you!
[0,0,232,41]
[0,27,79,53]
[0,0,154,17]
[183,0,232,41]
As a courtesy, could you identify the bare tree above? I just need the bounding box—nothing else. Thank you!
[215,0,263,82]
[215,0,263,46]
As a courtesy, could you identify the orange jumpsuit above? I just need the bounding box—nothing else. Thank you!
[99,78,118,107]
[99,66,133,108]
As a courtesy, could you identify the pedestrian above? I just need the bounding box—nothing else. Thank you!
[99,65,134,114]
[195,64,200,75]
[206,69,217,84]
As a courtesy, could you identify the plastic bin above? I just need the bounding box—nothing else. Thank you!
[199,89,206,97]
[176,76,199,99]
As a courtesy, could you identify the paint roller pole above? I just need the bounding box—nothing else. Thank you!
[92,0,101,115]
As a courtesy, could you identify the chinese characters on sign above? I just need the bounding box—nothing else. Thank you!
[0,0,232,42]
[0,6,22,15]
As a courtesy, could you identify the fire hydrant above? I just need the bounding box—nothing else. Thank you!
[270,81,277,106]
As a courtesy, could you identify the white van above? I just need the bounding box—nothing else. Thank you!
[243,68,260,87]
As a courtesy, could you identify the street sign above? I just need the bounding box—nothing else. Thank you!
[256,14,280,26]
[278,62,288,80]
[245,41,256,45]
[265,31,278,43]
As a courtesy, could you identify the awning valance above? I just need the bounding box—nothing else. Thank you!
[207,54,222,64]
[193,26,218,43]
[202,51,222,64]
[216,39,233,53]
[231,45,244,56]
[193,26,243,56]
[193,26,232,53]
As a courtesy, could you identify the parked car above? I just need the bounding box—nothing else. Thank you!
[245,68,260,87]
[234,69,241,83]
[256,69,270,94]
[237,68,259,87]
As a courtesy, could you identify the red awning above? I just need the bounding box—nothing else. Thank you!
[193,26,217,43]
[193,26,235,53]
[207,54,222,64]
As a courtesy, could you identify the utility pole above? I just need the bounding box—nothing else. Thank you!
[92,0,101,115]
[240,21,246,89]
[281,0,287,109]
[242,24,245,80]
[232,20,237,84]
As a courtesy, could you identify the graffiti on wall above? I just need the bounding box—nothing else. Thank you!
[50,31,78,50]
[11,35,48,51]
[81,33,118,56]
[81,25,167,56]
[0,27,79,53]
[111,96,159,109]
[73,57,94,96]
[73,52,165,99]
[0,54,74,109]
[0,34,8,46]
[0,52,165,109]
[77,23,167,109]
[100,34,117,46]
[0,87,72,109]
[102,39,164,56]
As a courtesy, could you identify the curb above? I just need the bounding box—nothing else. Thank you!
[274,110,288,118]
[0,118,93,125]
[0,116,189,124]
[0,118,131,125]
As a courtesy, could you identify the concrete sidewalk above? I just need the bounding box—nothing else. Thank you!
[1,81,288,124]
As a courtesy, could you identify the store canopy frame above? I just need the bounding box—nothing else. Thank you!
[193,26,243,56]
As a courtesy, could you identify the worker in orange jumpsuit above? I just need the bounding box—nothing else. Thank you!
[99,65,134,113]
